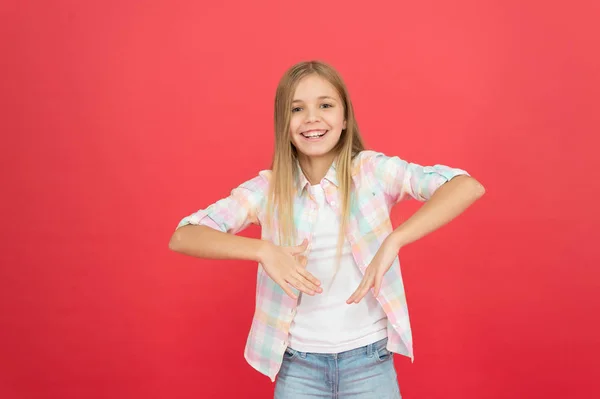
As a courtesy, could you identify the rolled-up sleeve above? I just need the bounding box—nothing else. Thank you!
[176,173,268,234]
[367,151,470,203]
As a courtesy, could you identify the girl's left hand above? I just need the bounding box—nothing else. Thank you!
[346,235,401,304]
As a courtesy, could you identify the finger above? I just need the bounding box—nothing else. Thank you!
[279,280,298,299]
[296,255,308,267]
[293,255,321,291]
[296,267,321,287]
[295,270,322,293]
[346,277,367,304]
[290,239,309,255]
[354,279,372,303]
[373,273,383,298]
[288,275,315,296]
[349,275,374,304]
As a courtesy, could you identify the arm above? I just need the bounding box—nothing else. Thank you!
[169,220,321,299]
[388,174,485,249]
[367,150,484,247]
[347,152,484,303]
[169,224,268,262]
[168,173,268,261]
[169,173,321,297]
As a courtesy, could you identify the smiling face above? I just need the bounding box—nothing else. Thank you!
[289,74,347,161]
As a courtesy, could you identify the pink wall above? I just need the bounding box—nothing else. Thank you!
[1,1,598,398]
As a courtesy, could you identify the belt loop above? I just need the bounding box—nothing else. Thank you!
[367,342,374,357]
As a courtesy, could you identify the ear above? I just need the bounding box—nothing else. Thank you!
[343,119,347,130]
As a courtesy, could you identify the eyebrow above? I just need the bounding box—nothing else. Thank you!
[292,96,337,103]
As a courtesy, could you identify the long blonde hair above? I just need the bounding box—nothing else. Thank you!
[265,61,365,259]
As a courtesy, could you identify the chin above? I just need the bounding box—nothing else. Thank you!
[292,136,341,159]
[297,147,337,159]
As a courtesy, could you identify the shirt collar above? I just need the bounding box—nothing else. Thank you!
[295,158,339,196]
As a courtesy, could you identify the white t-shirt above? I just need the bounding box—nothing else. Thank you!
[288,184,388,353]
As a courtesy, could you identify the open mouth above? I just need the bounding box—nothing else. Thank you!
[301,129,328,139]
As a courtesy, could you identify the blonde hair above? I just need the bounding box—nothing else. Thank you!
[265,61,365,262]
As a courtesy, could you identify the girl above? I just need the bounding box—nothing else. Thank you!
[169,61,485,398]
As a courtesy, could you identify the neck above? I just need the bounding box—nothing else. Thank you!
[297,152,337,185]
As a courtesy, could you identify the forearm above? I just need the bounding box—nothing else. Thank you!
[390,175,485,249]
[169,225,269,262]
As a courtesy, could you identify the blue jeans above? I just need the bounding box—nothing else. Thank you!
[274,338,401,398]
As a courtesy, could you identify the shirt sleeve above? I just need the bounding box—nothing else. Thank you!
[365,151,470,204]
[175,172,269,234]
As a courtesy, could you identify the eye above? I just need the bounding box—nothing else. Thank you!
[321,103,333,109]
[291,107,302,113]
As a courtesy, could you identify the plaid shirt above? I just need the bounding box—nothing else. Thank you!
[177,150,469,381]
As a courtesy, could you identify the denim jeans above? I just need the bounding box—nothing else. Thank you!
[274,338,401,398]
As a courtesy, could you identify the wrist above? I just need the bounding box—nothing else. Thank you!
[255,239,274,263]
[389,228,408,250]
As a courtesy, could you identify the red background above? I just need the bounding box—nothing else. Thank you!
[1,1,599,398]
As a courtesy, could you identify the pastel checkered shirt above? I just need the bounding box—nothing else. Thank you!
[176,150,469,381]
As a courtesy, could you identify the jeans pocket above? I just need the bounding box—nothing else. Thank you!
[283,347,298,362]
[376,345,393,362]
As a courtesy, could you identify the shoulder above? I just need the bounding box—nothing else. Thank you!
[235,170,271,194]
[352,150,395,174]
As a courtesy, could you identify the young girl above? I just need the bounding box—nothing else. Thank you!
[169,61,485,398]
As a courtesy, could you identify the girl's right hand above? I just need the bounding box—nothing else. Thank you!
[258,239,322,299]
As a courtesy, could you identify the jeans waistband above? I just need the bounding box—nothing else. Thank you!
[293,337,388,359]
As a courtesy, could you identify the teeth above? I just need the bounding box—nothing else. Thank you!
[302,131,326,138]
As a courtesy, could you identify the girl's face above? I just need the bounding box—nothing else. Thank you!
[289,74,347,160]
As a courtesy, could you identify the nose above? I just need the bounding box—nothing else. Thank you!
[304,106,321,123]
